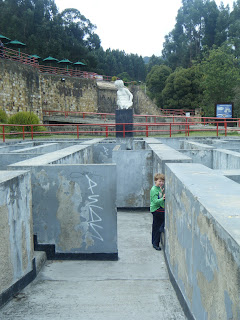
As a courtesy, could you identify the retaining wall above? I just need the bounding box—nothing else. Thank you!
[0,170,35,308]
[165,163,240,320]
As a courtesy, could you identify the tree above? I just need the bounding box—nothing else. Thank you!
[162,65,203,109]
[201,45,240,116]
[146,65,172,106]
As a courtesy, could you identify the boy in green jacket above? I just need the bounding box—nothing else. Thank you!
[150,173,165,250]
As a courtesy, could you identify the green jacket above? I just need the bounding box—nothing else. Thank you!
[150,185,165,212]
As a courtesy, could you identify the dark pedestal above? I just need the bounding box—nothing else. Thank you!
[115,109,133,138]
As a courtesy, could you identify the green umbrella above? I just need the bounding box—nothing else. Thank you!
[43,56,59,62]
[6,40,26,56]
[58,58,73,71]
[29,54,41,59]
[74,61,86,66]
[43,56,59,67]
[0,34,10,43]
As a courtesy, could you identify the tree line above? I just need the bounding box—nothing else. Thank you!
[147,0,240,116]
[1,0,240,116]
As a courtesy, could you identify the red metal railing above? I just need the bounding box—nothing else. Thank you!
[1,118,239,142]
[1,46,114,81]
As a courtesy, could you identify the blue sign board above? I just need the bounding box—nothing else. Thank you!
[216,104,233,118]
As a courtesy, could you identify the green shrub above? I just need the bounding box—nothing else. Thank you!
[0,109,8,123]
[8,111,46,132]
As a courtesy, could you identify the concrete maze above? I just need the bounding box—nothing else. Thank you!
[0,136,240,320]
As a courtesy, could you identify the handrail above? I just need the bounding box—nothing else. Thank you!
[1,120,239,142]
[42,109,240,125]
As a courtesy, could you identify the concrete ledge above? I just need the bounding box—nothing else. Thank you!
[214,169,240,184]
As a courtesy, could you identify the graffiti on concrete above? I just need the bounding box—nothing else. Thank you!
[85,175,103,241]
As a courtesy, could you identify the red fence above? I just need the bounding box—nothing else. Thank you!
[1,118,240,142]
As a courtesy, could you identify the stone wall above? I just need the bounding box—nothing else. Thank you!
[0,59,98,122]
[0,59,160,123]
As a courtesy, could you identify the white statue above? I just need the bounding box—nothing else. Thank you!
[115,80,133,109]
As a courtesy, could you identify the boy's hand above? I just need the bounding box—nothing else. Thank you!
[163,194,165,200]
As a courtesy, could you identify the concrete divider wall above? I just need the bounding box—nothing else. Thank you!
[8,164,117,258]
[147,143,192,174]
[93,143,117,163]
[10,143,60,154]
[112,150,152,208]
[0,170,35,307]
[9,144,93,167]
[215,169,240,184]
[165,163,240,320]
[178,149,213,168]
[213,149,240,169]
[181,140,214,151]
[0,153,44,170]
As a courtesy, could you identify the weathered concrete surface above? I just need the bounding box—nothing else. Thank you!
[213,148,240,169]
[93,142,117,163]
[0,153,44,170]
[0,170,34,301]
[9,164,117,255]
[112,150,152,207]
[0,211,186,320]
[10,143,60,154]
[165,163,240,320]
[9,144,93,166]
[180,140,214,150]
[179,149,213,168]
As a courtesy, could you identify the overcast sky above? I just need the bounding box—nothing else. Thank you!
[55,0,235,57]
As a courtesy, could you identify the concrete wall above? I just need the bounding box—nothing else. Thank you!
[9,164,117,258]
[213,149,240,169]
[215,169,240,184]
[0,153,43,170]
[11,143,60,154]
[8,143,117,259]
[0,170,35,307]
[165,163,240,320]
[179,149,213,168]
[112,149,152,208]
[145,141,192,174]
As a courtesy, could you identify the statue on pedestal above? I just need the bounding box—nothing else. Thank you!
[115,80,133,109]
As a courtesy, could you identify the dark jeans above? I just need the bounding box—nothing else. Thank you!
[152,209,165,247]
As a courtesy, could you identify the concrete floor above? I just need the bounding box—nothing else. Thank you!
[0,210,186,320]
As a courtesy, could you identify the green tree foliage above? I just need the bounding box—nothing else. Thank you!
[200,45,240,116]
[146,65,172,106]
[94,48,146,81]
[145,0,240,114]
[162,65,203,109]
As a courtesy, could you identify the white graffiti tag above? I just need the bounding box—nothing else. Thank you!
[85,175,103,241]
[103,146,109,156]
